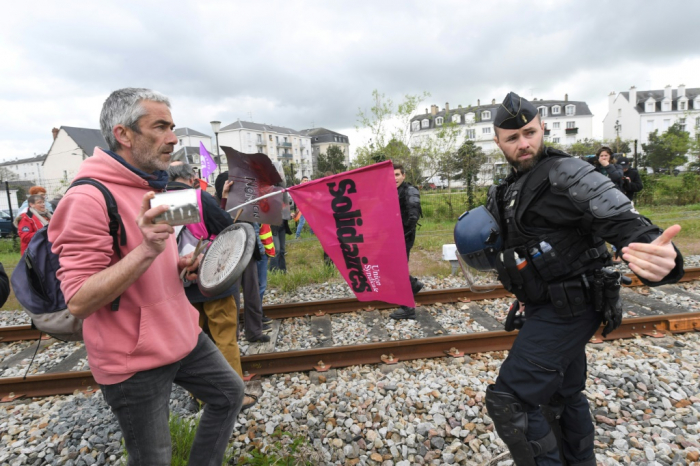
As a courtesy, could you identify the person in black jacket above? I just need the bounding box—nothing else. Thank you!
[593,146,623,188]
[389,163,424,320]
[617,157,644,201]
[455,92,683,466]
[0,263,9,307]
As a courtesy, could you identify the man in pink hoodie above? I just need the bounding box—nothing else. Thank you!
[49,88,244,465]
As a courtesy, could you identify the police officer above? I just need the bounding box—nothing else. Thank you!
[389,163,423,320]
[454,92,684,466]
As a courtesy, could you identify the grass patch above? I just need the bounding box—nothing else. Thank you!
[236,429,323,465]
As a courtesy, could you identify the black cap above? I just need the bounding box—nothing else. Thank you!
[618,157,630,167]
[494,92,538,129]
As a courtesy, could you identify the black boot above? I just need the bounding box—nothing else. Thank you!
[411,278,424,295]
[390,306,416,320]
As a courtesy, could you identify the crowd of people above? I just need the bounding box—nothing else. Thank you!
[4,87,682,466]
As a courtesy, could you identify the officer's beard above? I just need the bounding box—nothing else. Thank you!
[511,141,545,173]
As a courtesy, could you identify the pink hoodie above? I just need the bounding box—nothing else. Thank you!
[49,148,201,384]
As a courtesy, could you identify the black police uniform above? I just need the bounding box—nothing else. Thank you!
[472,93,684,466]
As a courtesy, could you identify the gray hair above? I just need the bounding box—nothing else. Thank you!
[168,162,196,182]
[100,88,171,151]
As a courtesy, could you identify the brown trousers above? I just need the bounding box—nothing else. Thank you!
[192,295,242,377]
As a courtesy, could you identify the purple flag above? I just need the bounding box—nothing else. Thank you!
[199,142,217,180]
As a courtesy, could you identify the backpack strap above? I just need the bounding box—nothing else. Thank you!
[68,178,127,311]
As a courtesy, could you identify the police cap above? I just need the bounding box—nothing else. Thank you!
[494,92,538,130]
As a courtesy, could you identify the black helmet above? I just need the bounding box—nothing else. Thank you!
[454,206,502,271]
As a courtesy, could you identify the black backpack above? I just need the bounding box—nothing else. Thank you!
[10,178,126,341]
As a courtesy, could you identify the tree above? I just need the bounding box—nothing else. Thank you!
[567,138,602,157]
[315,145,347,176]
[642,123,691,171]
[282,161,299,187]
[451,139,488,209]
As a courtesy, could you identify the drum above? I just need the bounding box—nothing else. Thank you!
[198,223,256,297]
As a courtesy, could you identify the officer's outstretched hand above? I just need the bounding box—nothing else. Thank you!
[621,224,681,282]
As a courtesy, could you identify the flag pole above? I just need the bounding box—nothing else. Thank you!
[226,189,287,214]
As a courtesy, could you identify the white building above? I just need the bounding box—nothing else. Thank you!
[217,121,313,179]
[409,96,594,185]
[298,128,351,172]
[174,127,212,152]
[0,153,47,185]
[43,127,107,189]
[604,85,700,160]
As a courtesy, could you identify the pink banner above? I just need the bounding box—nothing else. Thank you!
[288,161,414,307]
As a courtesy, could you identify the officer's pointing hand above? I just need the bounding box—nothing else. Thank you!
[621,224,681,282]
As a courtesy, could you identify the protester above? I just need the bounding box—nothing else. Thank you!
[618,156,643,201]
[0,263,9,307]
[14,186,52,227]
[258,223,275,301]
[455,92,683,466]
[270,161,291,273]
[49,88,245,465]
[294,176,313,238]
[215,172,272,340]
[593,146,623,188]
[389,164,424,320]
[18,194,52,254]
[167,162,258,411]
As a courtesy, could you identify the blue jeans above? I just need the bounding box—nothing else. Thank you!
[257,254,268,302]
[295,215,313,238]
[100,332,245,466]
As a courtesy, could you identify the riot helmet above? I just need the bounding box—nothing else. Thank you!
[454,206,502,272]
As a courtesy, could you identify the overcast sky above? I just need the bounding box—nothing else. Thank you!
[2,0,700,162]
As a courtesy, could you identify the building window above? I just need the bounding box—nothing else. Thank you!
[269,135,273,141]
[647,120,654,132]
[663,119,671,130]
[553,138,560,143]
[566,121,575,129]
[452,114,460,124]
[465,112,475,123]
[481,111,491,120]
[553,122,560,129]
[538,106,547,118]
[695,99,700,110]
[179,139,183,145]
[565,105,575,116]
[257,134,262,143]
[696,117,700,127]
[482,127,491,135]
[679,118,686,132]
[662,101,671,112]
[421,119,429,128]
[466,129,476,139]
[617,109,622,118]
[679,101,687,110]
[552,106,561,115]
[646,102,655,112]
[435,117,443,126]
[412,121,420,131]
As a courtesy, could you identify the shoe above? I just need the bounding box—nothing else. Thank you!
[248,334,271,343]
[261,315,272,324]
[242,393,258,411]
[411,279,424,295]
[262,324,272,334]
[389,306,416,320]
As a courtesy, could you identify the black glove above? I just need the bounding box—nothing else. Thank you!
[504,300,525,332]
[601,270,623,338]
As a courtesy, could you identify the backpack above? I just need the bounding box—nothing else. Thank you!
[11,178,126,341]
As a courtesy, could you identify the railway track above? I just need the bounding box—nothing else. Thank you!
[1,268,699,401]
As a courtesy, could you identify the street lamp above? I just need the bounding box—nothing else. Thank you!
[210,120,222,174]
[614,120,621,153]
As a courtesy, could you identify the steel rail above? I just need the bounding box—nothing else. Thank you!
[3,311,698,400]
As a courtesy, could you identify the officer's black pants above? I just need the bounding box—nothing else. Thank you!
[494,302,603,466]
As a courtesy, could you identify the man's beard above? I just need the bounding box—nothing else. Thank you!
[131,140,171,173]
[508,143,545,173]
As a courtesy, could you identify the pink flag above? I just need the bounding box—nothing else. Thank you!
[199,142,217,181]
[288,161,414,307]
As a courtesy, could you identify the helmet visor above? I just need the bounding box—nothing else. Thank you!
[456,250,499,292]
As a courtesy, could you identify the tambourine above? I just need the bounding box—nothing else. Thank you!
[198,223,256,297]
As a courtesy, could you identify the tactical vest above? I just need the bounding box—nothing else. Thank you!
[487,154,610,311]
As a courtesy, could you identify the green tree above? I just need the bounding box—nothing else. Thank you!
[282,161,299,187]
[642,122,691,171]
[567,138,602,157]
[451,139,489,209]
[315,145,347,176]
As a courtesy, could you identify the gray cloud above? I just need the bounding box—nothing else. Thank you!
[2,0,700,160]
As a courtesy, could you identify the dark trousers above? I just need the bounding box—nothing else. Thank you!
[100,332,245,466]
[232,260,263,340]
[269,225,286,272]
[405,229,419,304]
[494,302,603,465]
